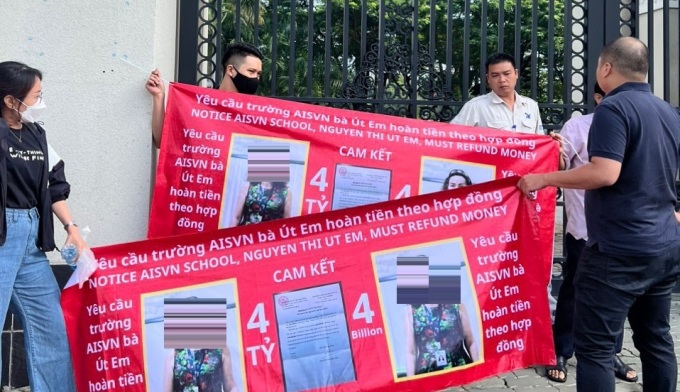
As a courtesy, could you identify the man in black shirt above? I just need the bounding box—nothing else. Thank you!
[518,37,680,392]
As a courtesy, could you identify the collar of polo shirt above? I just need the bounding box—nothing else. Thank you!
[489,90,527,107]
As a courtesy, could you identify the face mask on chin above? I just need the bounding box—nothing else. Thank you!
[14,97,46,124]
[229,68,260,95]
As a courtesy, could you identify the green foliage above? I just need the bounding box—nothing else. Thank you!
[220,0,566,120]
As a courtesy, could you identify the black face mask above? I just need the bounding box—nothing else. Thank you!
[230,69,260,95]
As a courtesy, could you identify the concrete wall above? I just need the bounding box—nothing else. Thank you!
[0,0,177,259]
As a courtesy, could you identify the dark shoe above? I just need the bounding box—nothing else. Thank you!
[614,355,638,382]
[546,356,568,383]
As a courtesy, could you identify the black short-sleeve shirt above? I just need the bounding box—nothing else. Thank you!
[585,82,680,256]
[5,125,44,209]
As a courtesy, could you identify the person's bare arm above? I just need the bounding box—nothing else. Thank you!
[548,131,566,170]
[405,305,416,376]
[163,350,174,392]
[52,200,86,255]
[517,156,622,196]
[146,69,166,148]
[222,348,239,392]
[283,189,292,218]
[459,304,479,362]
[231,183,249,227]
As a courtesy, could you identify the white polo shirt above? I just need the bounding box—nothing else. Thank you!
[451,91,543,134]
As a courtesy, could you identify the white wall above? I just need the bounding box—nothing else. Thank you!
[0,0,177,259]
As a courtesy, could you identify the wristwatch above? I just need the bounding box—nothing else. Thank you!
[64,222,78,231]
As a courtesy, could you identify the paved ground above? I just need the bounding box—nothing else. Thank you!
[441,295,680,392]
[5,298,678,392]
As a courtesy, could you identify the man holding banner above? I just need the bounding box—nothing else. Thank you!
[451,52,559,329]
[519,37,680,392]
[146,42,264,148]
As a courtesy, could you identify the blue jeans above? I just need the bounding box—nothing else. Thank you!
[573,243,680,392]
[553,234,623,358]
[0,208,75,391]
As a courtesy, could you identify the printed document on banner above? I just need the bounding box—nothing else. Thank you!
[331,164,392,210]
[274,283,356,392]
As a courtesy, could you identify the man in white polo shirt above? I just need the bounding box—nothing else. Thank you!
[452,53,543,134]
[451,52,558,321]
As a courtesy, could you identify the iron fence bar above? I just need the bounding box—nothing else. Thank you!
[429,0,436,67]
[514,0,521,91]
[271,0,279,95]
[563,0,573,116]
[530,0,538,99]
[498,0,505,53]
[216,2,223,86]
[663,0,670,101]
[480,0,488,95]
[411,0,420,118]
[586,0,601,113]
[462,0,471,101]
[445,0,453,92]
[289,0,297,95]
[306,0,314,95]
[377,0,386,113]
[342,0,349,90]
[177,0,200,85]
[360,0,367,77]
[324,0,332,97]
[647,0,654,91]
[253,0,260,47]
[235,0,242,40]
[547,0,555,104]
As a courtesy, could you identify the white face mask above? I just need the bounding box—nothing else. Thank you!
[14,97,46,124]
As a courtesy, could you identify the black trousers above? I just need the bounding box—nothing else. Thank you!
[573,243,680,392]
[552,234,623,358]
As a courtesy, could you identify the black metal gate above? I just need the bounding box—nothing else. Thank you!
[178,0,679,122]
[180,0,590,128]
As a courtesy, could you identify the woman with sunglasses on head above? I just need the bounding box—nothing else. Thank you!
[0,61,86,391]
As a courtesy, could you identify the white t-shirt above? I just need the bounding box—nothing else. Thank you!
[451,91,543,134]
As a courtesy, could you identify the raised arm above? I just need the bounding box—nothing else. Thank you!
[146,69,166,148]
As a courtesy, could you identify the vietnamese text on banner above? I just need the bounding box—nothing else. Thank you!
[63,177,555,392]
[148,82,558,243]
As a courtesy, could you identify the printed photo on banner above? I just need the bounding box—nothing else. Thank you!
[372,239,483,380]
[220,135,309,228]
[419,158,496,194]
[141,280,246,392]
[273,282,357,392]
[331,164,392,210]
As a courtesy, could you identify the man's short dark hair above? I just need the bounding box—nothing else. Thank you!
[485,53,516,73]
[600,37,648,78]
[594,82,605,96]
[221,42,264,73]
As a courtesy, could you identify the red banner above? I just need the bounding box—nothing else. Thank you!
[149,83,558,242]
[63,177,554,392]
